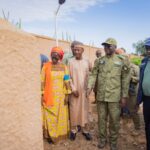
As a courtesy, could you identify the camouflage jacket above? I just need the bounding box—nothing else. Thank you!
[129,63,139,95]
[88,54,130,102]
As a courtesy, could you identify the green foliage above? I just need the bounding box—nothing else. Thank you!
[133,40,145,55]
[130,57,142,66]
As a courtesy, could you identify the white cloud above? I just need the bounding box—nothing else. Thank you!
[0,0,118,22]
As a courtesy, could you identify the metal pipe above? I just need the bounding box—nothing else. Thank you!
[55,4,61,46]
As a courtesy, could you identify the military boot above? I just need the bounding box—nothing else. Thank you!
[98,140,106,149]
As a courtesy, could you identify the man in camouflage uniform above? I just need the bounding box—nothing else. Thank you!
[93,50,102,103]
[128,63,140,131]
[87,38,130,150]
[115,50,141,132]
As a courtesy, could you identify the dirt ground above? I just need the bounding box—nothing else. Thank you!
[44,94,146,150]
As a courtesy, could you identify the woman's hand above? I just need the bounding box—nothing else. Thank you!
[64,95,69,105]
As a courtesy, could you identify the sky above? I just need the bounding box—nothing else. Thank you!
[0,0,150,53]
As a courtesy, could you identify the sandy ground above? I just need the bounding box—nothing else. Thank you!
[44,102,146,150]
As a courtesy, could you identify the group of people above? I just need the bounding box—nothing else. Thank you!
[41,41,92,144]
[40,37,150,150]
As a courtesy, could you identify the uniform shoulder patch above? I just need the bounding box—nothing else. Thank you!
[99,56,105,64]
[116,54,125,60]
[122,65,129,71]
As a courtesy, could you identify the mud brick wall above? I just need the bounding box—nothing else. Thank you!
[0,19,43,150]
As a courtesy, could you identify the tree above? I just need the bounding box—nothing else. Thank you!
[133,40,145,55]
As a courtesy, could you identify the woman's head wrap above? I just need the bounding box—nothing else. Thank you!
[51,46,64,60]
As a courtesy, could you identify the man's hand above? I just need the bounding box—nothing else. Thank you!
[86,88,92,98]
[72,91,79,97]
[134,103,140,112]
[120,97,127,108]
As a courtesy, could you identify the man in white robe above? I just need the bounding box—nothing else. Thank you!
[68,42,92,141]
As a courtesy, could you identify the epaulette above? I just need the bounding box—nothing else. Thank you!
[98,56,105,61]
[94,56,104,63]
[116,54,125,60]
[98,56,105,65]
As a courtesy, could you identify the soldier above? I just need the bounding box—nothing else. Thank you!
[116,49,141,132]
[87,38,130,150]
[93,50,102,103]
[95,50,102,60]
[128,63,141,132]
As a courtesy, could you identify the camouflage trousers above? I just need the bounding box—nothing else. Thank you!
[127,95,140,129]
[97,101,120,145]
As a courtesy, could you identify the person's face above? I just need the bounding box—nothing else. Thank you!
[145,45,150,57]
[74,46,84,59]
[104,44,116,56]
[51,52,60,64]
[71,44,75,56]
[96,51,102,58]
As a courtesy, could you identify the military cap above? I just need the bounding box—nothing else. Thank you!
[102,38,117,46]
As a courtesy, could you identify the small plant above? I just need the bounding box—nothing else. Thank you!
[130,57,142,66]
[1,9,22,29]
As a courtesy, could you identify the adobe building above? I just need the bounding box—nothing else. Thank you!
[0,19,43,150]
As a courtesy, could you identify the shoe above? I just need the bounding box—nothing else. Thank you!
[47,138,54,144]
[82,132,92,141]
[70,131,76,141]
[110,144,118,150]
[98,140,106,149]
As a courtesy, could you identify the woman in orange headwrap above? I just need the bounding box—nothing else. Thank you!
[41,46,71,143]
